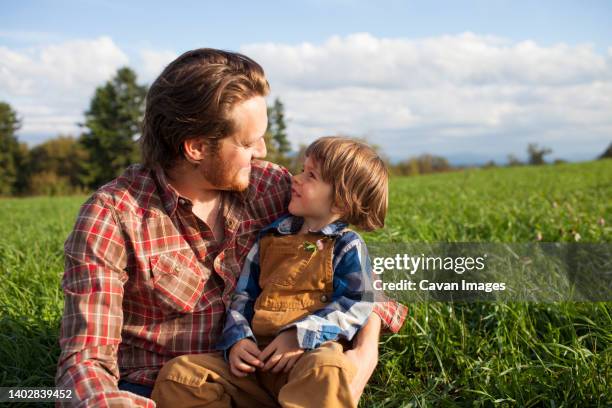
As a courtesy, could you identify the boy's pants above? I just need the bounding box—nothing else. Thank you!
[151,341,357,408]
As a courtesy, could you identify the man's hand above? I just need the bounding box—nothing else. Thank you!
[259,328,305,373]
[228,339,264,377]
[345,313,382,405]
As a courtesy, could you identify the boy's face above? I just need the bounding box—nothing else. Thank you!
[289,156,336,220]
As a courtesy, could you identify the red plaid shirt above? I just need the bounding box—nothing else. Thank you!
[56,161,407,407]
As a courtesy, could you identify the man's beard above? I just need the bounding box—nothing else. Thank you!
[199,150,250,192]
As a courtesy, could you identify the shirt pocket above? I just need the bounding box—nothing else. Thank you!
[149,252,205,314]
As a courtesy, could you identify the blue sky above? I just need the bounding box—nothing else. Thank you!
[3,0,611,52]
[1,0,611,163]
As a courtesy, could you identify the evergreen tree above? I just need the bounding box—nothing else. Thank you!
[80,67,147,188]
[264,104,278,156]
[264,97,292,169]
[269,98,291,155]
[0,102,22,195]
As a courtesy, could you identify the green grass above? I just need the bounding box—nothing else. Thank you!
[368,160,611,243]
[1,160,611,407]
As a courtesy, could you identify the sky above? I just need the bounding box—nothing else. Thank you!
[1,0,611,164]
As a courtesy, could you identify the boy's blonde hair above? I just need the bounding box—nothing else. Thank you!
[305,136,388,231]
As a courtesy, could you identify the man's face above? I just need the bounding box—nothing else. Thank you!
[199,96,268,191]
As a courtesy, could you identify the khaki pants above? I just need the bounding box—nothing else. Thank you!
[151,342,357,408]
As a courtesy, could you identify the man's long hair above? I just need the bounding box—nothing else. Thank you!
[140,48,270,170]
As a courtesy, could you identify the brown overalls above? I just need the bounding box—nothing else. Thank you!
[152,232,357,408]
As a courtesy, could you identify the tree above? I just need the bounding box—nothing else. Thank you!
[28,135,89,194]
[0,102,22,195]
[483,160,497,169]
[264,98,293,169]
[13,142,30,194]
[598,142,612,159]
[391,154,451,176]
[527,143,552,165]
[80,67,147,188]
[507,154,523,167]
[391,159,420,176]
[268,98,291,155]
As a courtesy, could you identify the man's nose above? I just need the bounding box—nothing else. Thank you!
[253,137,267,159]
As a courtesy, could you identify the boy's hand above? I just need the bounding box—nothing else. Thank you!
[260,328,304,373]
[228,338,264,377]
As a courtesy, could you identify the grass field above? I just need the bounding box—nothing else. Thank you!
[1,160,611,406]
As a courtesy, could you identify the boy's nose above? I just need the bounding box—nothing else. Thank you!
[292,173,302,185]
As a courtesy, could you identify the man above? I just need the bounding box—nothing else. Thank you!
[56,48,407,407]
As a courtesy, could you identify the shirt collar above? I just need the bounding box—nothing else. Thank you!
[261,214,348,237]
[154,166,189,216]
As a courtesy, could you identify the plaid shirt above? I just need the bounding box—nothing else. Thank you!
[218,214,377,353]
[56,161,408,407]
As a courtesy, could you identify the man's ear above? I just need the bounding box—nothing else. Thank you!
[182,137,207,164]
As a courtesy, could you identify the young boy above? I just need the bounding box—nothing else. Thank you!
[153,137,389,408]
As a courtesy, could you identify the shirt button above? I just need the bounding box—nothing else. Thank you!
[320,295,329,303]
[227,219,237,229]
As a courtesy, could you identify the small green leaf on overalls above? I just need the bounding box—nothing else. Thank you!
[303,242,317,252]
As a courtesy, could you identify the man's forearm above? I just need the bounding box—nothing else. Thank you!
[345,312,382,405]
[56,354,155,407]
[353,312,382,348]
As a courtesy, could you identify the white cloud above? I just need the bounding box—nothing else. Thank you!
[241,32,612,160]
[139,49,178,83]
[0,36,129,139]
[0,38,180,141]
[1,32,610,162]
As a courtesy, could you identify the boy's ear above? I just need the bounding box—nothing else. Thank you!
[182,137,208,164]
[331,201,346,216]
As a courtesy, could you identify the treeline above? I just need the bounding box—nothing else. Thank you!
[0,67,292,196]
[385,142,602,176]
[388,154,452,176]
[1,68,145,195]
